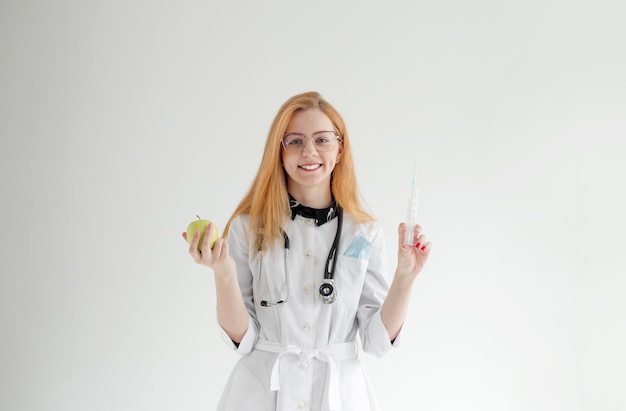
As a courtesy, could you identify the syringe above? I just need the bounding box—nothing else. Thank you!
[403,162,420,245]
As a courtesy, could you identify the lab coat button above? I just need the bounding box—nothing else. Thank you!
[299,361,309,370]
[301,323,311,332]
[304,250,312,257]
[305,219,314,226]
[297,402,306,409]
[303,284,313,294]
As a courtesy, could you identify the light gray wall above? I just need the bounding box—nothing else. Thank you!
[1,1,624,410]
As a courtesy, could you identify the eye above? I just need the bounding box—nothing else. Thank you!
[314,132,335,145]
[285,136,305,146]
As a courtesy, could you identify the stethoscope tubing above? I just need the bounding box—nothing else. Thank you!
[259,207,343,306]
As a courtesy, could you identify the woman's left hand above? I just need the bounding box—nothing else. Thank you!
[396,223,432,278]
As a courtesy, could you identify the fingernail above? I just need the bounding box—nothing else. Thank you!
[415,243,421,248]
[421,246,426,251]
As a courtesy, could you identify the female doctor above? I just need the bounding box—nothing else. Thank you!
[183,91,432,411]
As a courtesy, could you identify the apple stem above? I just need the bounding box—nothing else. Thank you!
[196,215,201,220]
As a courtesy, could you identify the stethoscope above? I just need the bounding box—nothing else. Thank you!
[259,207,343,307]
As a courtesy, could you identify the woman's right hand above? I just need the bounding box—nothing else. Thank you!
[182,224,236,275]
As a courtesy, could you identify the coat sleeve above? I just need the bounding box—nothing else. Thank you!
[218,215,259,353]
[357,223,400,357]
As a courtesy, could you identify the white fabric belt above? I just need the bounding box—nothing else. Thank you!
[255,338,358,411]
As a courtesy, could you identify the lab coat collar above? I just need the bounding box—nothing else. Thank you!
[289,194,339,226]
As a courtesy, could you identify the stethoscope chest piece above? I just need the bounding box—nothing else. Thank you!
[259,206,343,307]
[319,279,336,304]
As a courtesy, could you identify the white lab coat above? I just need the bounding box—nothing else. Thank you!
[216,212,398,411]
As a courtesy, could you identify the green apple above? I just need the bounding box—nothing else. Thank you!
[186,215,219,250]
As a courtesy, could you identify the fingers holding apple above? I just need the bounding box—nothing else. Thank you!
[183,216,235,274]
[185,215,219,251]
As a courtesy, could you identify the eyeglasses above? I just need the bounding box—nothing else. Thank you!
[281,131,342,153]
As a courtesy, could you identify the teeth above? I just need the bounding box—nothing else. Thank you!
[300,164,320,170]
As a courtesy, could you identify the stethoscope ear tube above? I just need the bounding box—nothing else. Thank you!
[259,232,291,307]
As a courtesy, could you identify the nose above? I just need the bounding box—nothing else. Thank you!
[300,137,319,156]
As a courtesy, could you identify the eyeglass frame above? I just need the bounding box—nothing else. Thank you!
[281,130,342,152]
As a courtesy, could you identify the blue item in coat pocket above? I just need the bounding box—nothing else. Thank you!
[343,235,374,259]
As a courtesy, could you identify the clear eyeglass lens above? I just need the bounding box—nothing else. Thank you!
[283,132,339,152]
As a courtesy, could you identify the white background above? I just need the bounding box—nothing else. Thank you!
[1,1,625,410]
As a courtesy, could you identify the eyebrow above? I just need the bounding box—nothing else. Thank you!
[283,130,335,136]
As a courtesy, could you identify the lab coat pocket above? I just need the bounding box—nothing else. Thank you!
[335,255,368,309]
[343,235,374,259]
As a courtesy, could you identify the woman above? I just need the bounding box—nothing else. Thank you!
[183,91,431,410]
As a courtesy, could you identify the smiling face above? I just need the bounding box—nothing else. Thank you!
[281,108,343,207]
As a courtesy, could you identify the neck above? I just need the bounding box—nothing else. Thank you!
[288,185,332,209]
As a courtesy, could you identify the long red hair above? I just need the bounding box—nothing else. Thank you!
[223,91,373,250]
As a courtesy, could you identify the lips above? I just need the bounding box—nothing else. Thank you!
[299,164,322,171]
